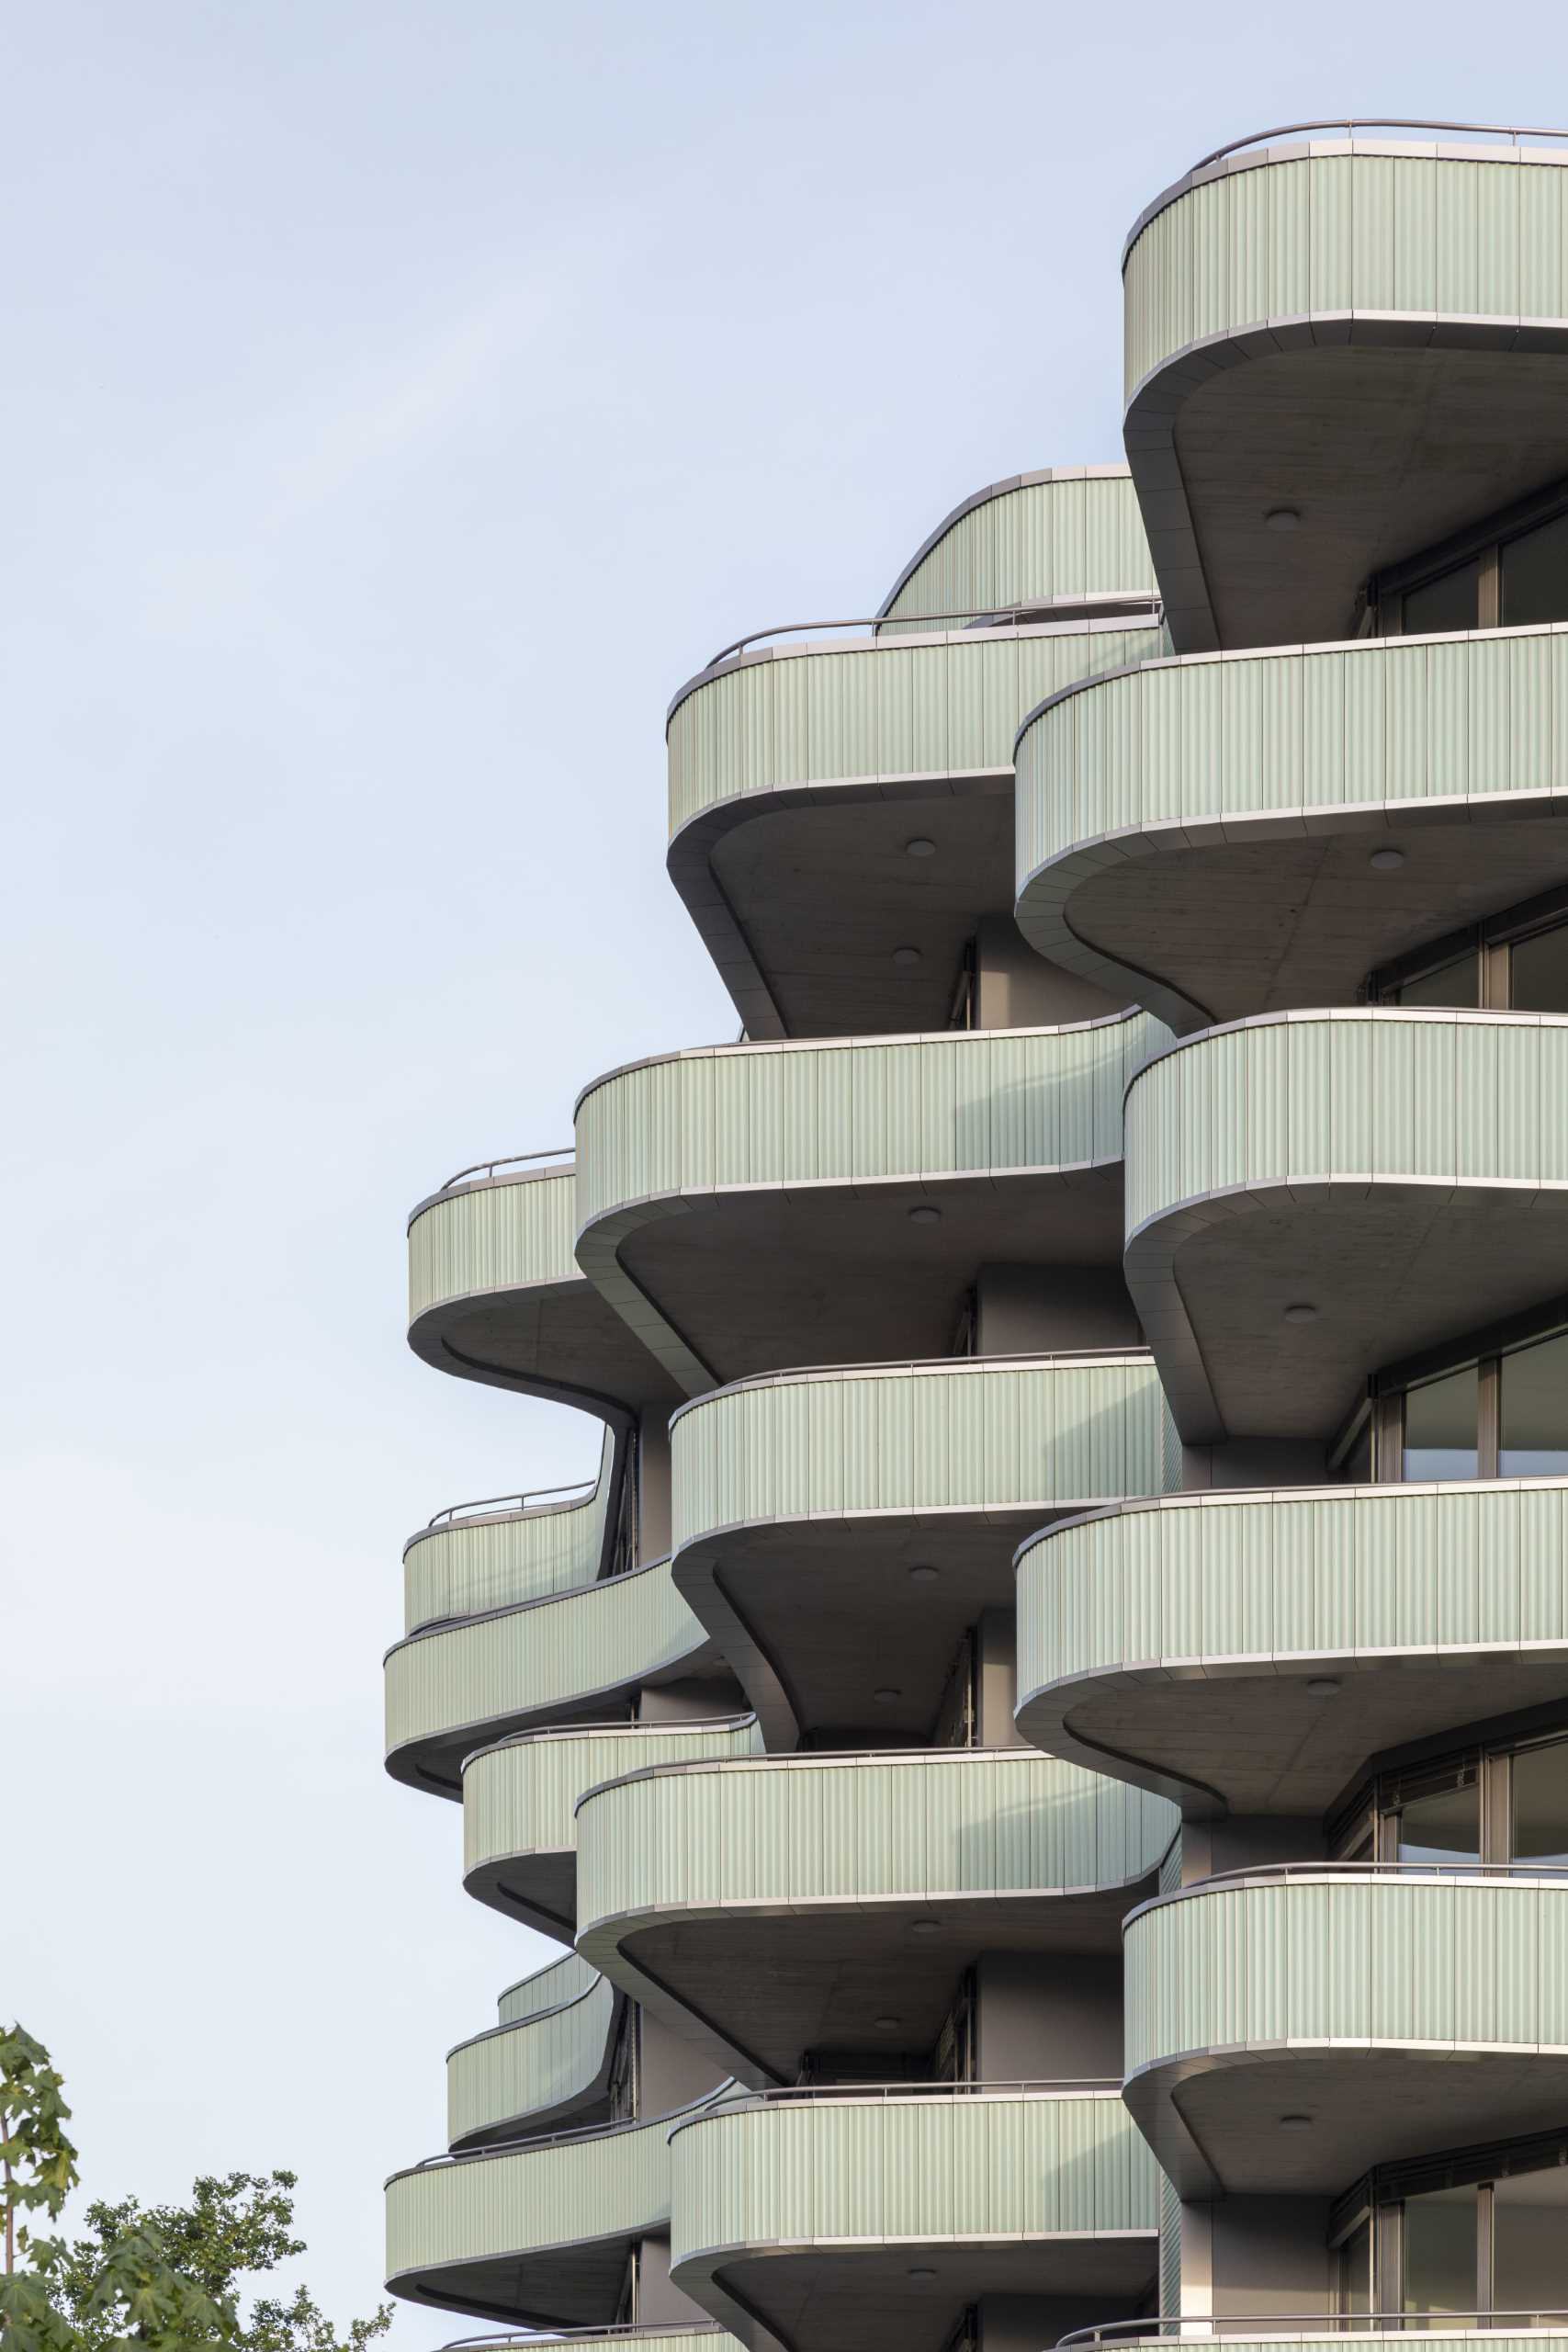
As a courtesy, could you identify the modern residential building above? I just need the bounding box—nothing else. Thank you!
[386,118,1568,2352]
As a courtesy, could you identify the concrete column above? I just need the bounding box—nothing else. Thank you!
[637,1409,671,1559]
[973,912,1124,1031]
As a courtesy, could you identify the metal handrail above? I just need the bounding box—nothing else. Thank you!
[666,1343,1156,1428]
[706,2075,1121,2104]
[1190,119,1568,173]
[1061,2315,1568,2346]
[437,1146,572,1194]
[389,2082,738,2182]
[705,595,1162,671]
[440,2333,726,2352]
[1180,1860,1568,1885]
[423,1480,598,1531]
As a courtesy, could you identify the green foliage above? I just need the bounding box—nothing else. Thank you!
[0,2025,82,2267]
[0,2032,390,2352]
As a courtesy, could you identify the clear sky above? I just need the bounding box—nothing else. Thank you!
[6,2,1561,2341]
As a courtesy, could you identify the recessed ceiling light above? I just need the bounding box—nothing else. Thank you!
[1265,507,1301,533]
[905,838,937,859]
[908,1564,939,1583]
[908,1204,942,1225]
[874,2015,901,2030]
[892,944,921,966]
[909,1919,942,1937]
[1369,846,1405,872]
[1280,2113,1314,2131]
[1306,1678,1341,1698]
[873,1686,901,1704]
[907,2266,938,2280]
[1283,1303,1318,1325]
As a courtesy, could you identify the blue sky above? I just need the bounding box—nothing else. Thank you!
[6,2,1560,2339]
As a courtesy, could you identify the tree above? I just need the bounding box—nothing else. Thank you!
[0,2030,390,2352]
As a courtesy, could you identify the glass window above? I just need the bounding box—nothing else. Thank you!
[1493,2164,1568,2317]
[1395,950,1480,1008]
[1397,1778,1481,1867]
[1337,2218,1371,2318]
[1512,1741,1568,1870]
[1404,2181,1480,2320]
[1404,560,1481,636]
[1404,1365,1480,1482]
[1508,921,1568,1014]
[1500,1331,1568,1476]
[1502,509,1568,628]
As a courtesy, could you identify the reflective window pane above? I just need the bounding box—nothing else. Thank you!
[1404,560,1480,636]
[1502,509,1568,628]
[1397,1780,1481,1867]
[1404,2181,1479,2320]
[1337,2218,1371,2317]
[1493,2164,1568,2317]
[1512,1742,1568,1870]
[1500,1331,1568,1476]
[1404,1366,1480,1482]
[1395,951,1480,1008]
[1509,922,1568,1015]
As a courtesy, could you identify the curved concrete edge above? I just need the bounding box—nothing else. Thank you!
[384,1559,721,1801]
[665,769,1011,1044]
[576,1875,1163,2098]
[1121,315,1568,654]
[446,1973,622,2152]
[1013,756,1568,1040]
[408,1275,641,1427]
[1125,1171,1566,1446]
[877,464,1137,618]
[384,2225,649,2330]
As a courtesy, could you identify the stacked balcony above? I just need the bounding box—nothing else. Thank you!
[383,117,1568,2352]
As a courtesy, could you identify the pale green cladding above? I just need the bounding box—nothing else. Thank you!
[1015,625,1568,925]
[403,1432,615,1631]
[1018,1481,1568,1713]
[670,2088,1159,2267]
[446,1970,615,2148]
[1124,142,1568,401]
[671,1355,1179,1541]
[667,620,1164,840]
[577,1016,1169,1230]
[1123,1010,1568,1238]
[575,1749,1174,1940]
[879,469,1156,629]
[386,1558,712,1776]
[1125,1873,1568,2076]
[409,1165,578,1323]
[462,1720,763,1890]
[498,1949,600,2028]
[386,2104,682,2289]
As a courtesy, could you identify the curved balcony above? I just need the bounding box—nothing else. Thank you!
[1014,628,1568,1033]
[447,1962,619,2151]
[669,1352,1178,1745]
[386,1558,721,1797]
[409,1157,680,1420]
[404,1435,620,1634]
[669,2084,1159,2352]
[574,1017,1168,1398]
[1123,1866,1568,2195]
[1119,1010,1568,1442]
[1122,130,1568,651]
[668,609,1163,1039]
[575,1747,1174,2086]
[461,1717,762,1938]
[879,466,1156,634]
[386,2089,725,2324]
[1016,1479,1568,1816]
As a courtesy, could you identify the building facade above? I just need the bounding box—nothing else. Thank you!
[386,121,1568,2352]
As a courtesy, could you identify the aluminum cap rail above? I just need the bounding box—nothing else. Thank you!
[420,1480,599,1533]
[387,2082,739,2184]
[1189,116,1568,172]
[664,1341,1159,1425]
[434,1147,574,1195]
[464,1710,759,1770]
[704,596,1164,671]
[665,2076,1125,2137]
[438,2331,728,2352]
[1059,2315,1568,2346]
